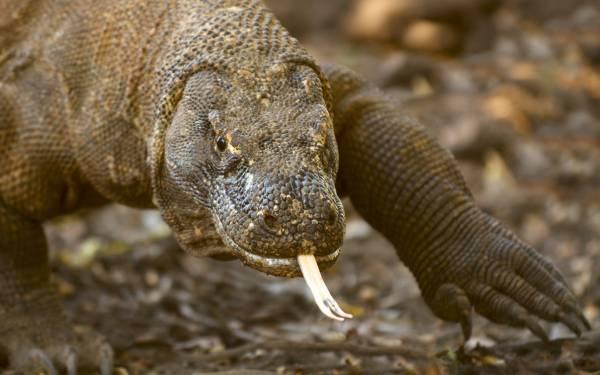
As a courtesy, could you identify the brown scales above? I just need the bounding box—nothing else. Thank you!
[0,0,590,373]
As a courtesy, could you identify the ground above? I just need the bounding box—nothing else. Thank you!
[4,0,600,373]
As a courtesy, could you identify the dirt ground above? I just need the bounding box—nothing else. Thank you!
[8,0,600,373]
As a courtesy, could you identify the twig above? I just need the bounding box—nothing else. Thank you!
[196,340,431,362]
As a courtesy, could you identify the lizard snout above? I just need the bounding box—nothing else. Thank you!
[257,200,343,234]
[256,198,341,235]
[251,194,344,257]
[222,171,346,261]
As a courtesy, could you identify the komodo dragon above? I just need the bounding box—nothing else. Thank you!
[0,0,591,373]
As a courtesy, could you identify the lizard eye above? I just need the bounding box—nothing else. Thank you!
[215,136,228,152]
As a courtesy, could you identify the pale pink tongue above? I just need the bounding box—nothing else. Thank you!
[297,254,353,321]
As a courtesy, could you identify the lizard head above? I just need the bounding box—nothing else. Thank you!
[157,63,345,277]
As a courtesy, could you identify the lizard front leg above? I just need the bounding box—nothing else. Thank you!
[324,64,590,341]
[0,200,113,374]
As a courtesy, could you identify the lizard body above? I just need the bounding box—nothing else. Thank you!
[0,0,589,373]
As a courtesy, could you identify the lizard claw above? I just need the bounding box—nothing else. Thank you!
[566,305,592,331]
[558,312,583,337]
[460,313,473,341]
[99,342,115,375]
[1,317,115,374]
[9,339,113,374]
[429,283,473,340]
[27,348,58,375]
[64,347,78,375]
[521,315,549,343]
[580,312,592,331]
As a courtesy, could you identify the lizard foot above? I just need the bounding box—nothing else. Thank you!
[423,220,590,342]
[0,317,113,375]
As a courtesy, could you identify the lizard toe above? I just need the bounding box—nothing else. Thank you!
[488,217,573,292]
[491,238,589,335]
[557,311,583,337]
[429,283,473,340]
[0,322,114,373]
[486,266,568,324]
[73,325,115,374]
[23,348,58,375]
[468,283,549,342]
[97,341,114,375]
[8,341,105,375]
[64,346,78,375]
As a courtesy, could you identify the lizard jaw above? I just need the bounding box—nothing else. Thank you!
[233,243,340,278]
[212,213,340,277]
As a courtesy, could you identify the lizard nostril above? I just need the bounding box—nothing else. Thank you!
[326,205,338,227]
[260,210,281,234]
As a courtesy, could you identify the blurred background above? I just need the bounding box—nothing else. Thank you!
[39,0,599,373]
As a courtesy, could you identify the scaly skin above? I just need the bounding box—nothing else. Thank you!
[0,0,589,372]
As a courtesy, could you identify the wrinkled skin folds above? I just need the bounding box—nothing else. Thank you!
[0,0,589,372]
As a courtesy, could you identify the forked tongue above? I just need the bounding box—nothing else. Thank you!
[297,254,353,321]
